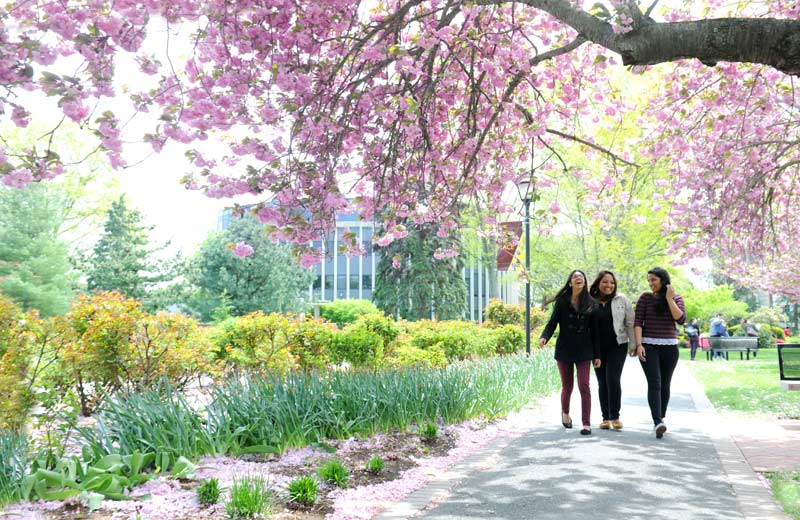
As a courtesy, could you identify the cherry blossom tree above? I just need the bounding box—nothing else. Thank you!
[0,0,798,291]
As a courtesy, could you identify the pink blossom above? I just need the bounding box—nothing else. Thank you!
[2,168,34,188]
[232,242,254,257]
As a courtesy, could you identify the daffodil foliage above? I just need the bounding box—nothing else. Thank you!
[0,1,798,292]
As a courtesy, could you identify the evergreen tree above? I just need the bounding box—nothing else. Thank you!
[85,195,165,301]
[374,224,467,321]
[0,184,76,316]
[188,217,314,320]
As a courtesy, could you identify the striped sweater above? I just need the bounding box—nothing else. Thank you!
[634,292,686,342]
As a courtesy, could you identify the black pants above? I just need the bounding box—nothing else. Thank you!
[594,345,628,421]
[689,336,699,360]
[639,344,680,426]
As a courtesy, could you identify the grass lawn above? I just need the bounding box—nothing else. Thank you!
[766,472,800,519]
[681,347,800,418]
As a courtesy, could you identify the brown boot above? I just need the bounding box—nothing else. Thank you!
[611,420,623,430]
[599,420,611,430]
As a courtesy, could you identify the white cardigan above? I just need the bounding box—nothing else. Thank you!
[609,293,636,349]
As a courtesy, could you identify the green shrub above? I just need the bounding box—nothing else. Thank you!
[773,326,786,340]
[491,325,525,355]
[63,291,213,415]
[287,475,318,506]
[288,317,335,371]
[353,313,400,348]
[197,477,221,505]
[759,326,776,349]
[388,341,447,368]
[484,299,524,326]
[320,299,380,327]
[318,459,349,488]
[212,311,297,374]
[365,456,384,475]
[409,320,495,360]
[420,422,438,442]
[226,473,272,518]
[331,326,385,368]
[0,296,38,431]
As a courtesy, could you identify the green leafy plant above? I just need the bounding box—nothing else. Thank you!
[207,351,560,455]
[225,473,272,519]
[320,299,379,327]
[420,422,438,442]
[0,430,26,507]
[287,475,318,506]
[365,456,384,475]
[318,459,349,488]
[197,477,221,505]
[78,383,214,471]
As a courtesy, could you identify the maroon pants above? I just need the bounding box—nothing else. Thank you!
[557,360,592,427]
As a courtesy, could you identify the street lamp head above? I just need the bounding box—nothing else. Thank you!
[517,178,532,203]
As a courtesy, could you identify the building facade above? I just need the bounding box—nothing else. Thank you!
[219,209,520,321]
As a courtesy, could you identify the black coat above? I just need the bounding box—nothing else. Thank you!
[540,297,598,363]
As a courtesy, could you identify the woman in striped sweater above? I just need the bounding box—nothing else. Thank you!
[634,267,686,439]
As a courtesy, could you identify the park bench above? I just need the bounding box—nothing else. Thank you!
[779,343,800,390]
[707,337,758,360]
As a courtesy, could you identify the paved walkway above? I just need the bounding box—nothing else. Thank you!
[378,356,792,520]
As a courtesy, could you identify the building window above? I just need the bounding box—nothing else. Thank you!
[350,275,359,290]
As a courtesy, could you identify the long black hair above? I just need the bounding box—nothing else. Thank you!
[589,270,617,302]
[648,267,671,314]
[545,269,593,314]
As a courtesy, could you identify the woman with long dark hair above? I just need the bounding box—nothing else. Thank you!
[539,270,600,435]
[634,267,686,438]
[589,270,635,430]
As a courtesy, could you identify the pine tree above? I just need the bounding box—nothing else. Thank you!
[85,195,165,301]
[0,184,76,316]
[188,217,314,320]
[373,224,467,321]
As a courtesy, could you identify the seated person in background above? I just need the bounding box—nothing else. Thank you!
[709,313,730,337]
[709,313,729,360]
[742,319,759,337]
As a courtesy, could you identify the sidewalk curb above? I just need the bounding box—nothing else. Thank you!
[682,366,789,520]
[373,399,543,520]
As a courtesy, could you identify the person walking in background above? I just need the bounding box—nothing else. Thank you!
[589,270,635,430]
[540,270,600,436]
[685,318,700,361]
[634,267,686,439]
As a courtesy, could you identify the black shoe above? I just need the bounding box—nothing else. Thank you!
[561,413,573,429]
[655,423,667,438]
[580,427,592,435]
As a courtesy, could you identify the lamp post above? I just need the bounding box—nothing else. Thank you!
[518,179,532,355]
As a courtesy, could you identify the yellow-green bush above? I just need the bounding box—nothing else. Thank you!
[63,291,213,415]
[407,320,495,360]
[212,311,297,374]
[288,317,336,371]
[0,295,35,431]
[490,324,525,355]
[387,338,447,368]
[319,299,379,327]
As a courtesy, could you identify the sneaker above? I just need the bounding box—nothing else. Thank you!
[655,422,667,438]
[611,420,623,430]
[599,420,611,430]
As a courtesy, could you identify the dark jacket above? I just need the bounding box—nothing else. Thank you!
[540,297,598,363]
